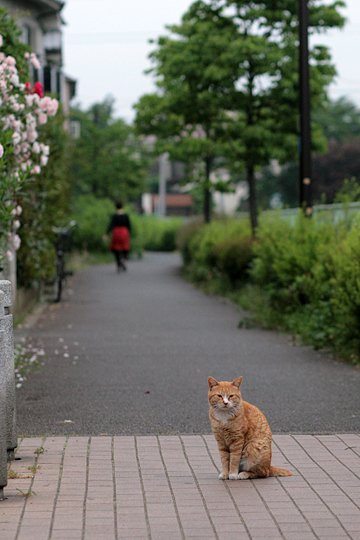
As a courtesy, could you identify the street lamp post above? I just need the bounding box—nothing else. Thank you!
[299,0,312,216]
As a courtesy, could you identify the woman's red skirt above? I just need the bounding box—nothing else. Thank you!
[110,227,130,251]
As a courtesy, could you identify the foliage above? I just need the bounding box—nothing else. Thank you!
[180,211,360,362]
[17,107,71,286]
[330,218,360,359]
[313,96,360,142]
[257,96,360,208]
[179,217,251,283]
[334,177,360,203]
[250,213,340,309]
[140,216,183,251]
[256,162,299,210]
[312,140,360,202]
[72,195,115,253]
[176,219,204,265]
[0,8,29,77]
[69,97,148,204]
[212,237,254,284]
[135,1,241,223]
[135,0,345,233]
[0,9,59,273]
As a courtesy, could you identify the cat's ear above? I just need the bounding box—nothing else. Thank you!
[232,376,243,388]
[208,377,219,390]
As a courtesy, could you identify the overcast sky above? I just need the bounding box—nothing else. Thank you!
[63,0,360,121]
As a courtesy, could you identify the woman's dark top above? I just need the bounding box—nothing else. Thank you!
[107,213,131,234]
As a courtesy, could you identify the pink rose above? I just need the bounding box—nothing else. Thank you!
[6,56,16,66]
[41,155,49,167]
[38,112,47,125]
[30,53,41,70]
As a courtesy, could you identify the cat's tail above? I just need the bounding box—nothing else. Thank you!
[269,466,292,477]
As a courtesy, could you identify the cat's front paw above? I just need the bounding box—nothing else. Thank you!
[238,471,250,480]
[228,473,239,480]
[218,472,228,480]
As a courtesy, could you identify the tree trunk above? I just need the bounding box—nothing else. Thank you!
[247,164,258,237]
[203,157,212,223]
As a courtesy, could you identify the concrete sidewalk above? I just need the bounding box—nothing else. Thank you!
[1,434,360,540]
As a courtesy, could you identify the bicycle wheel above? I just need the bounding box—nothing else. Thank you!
[55,255,64,302]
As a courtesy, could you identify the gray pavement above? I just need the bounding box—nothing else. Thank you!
[15,252,360,435]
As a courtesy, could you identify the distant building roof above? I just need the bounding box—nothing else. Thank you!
[152,194,192,208]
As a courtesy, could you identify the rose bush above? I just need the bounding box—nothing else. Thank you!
[0,28,58,269]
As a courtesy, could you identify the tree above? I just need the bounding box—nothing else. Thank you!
[313,139,360,201]
[135,1,241,223]
[219,0,345,230]
[69,97,148,204]
[135,0,345,234]
[313,96,360,142]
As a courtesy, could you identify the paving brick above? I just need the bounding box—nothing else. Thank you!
[2,434,360,539]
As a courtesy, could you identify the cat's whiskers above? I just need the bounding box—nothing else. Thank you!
[213,401,240,422]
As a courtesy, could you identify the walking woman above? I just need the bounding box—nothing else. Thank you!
[107,201,131,271]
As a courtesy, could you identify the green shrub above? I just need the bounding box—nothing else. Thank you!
[179,211,360,362]
[72,195,114,252]
[330,216,360,359]
[177,220,203,265]
[178,218,251,283]
[140,216,183,251]
[189,219,249,266]
[251,213,343,309]
[213,236,254,283]
[127,213,144,258]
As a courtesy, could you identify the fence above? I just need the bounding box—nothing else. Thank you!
[266,201,360,224]
[0,280,17,500]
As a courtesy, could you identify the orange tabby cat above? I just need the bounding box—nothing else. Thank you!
[208,376,292,480]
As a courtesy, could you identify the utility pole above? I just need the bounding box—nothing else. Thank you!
[299,0,313,216]
[158,153,169,217]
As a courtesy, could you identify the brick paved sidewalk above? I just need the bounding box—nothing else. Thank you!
[1,434,360,540]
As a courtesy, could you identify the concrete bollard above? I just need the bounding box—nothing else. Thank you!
[0,281,17,463]
[0,292,8,500]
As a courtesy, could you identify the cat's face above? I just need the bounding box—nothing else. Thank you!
[208,377,243,415]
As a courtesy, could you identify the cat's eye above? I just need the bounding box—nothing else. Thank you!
[229,395,235,398]
[217,394,222,398]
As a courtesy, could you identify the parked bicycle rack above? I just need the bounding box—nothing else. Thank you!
[0,281,17,500]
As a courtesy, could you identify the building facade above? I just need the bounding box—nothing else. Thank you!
[0,0,76,115]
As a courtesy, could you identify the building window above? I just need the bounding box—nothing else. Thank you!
[43,30,62,53]
[43,66,52,93]
[21,25,32,46]
[43,65,61,99]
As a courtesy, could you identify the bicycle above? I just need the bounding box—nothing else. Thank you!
[53,221,76,303]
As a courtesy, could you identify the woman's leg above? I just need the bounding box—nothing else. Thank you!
[119,251,127,270]
[112,250,121,271]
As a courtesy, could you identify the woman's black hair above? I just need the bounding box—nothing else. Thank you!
[115,201,123,209]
